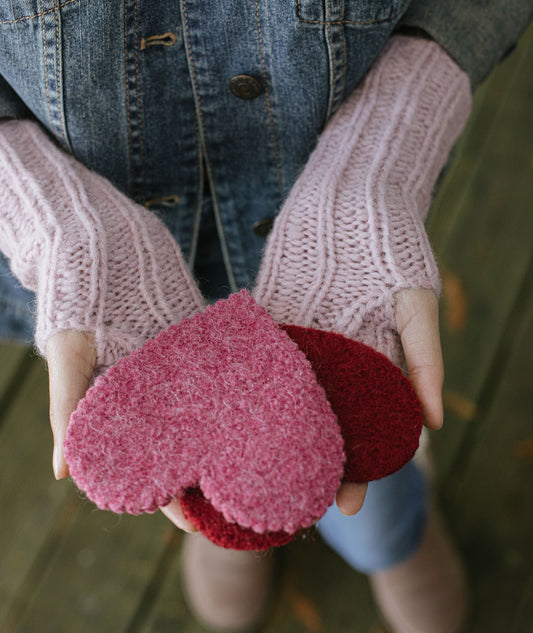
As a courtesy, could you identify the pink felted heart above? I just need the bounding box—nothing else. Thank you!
[180,326,423,550]
[64,290,345,535]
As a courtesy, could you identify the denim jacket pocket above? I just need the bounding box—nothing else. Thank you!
[296,0,410,122]
[297,0,410,26]
[0,1,44,23]
[0,0,78,24]
[0,0,82,151]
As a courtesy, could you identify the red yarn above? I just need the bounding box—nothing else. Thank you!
[280,325,423,483]
[180,488,294,550]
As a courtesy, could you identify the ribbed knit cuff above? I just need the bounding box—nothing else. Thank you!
[254,35,471,364]
[0,119,205,371]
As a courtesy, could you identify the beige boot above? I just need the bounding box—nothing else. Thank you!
[180,533,275,632]
[370,509,469,633]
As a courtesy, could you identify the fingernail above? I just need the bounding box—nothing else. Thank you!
[52,446,62,480]
[161,502,197,533]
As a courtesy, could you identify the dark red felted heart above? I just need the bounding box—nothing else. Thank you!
[180,488,295,551]
[64,290,345,536]
[180,325,423,550]
[280,325,423,483]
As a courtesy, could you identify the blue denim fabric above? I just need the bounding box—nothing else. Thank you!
[317,461,428,573]
[0,0,405,291]
[0,1,531,341]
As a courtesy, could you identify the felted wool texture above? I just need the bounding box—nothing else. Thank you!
[181,325,422,550]
[280,325,423,483]
[253,35,472,366]
[0,119,205,373]
[181,488,294,551]
[64,289,345,535]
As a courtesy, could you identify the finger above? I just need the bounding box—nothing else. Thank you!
[395,288,444,430]
[160,499,198,533]
[46,330,96,479]
[336,481,368,516]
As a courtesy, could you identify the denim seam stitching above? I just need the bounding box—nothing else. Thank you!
[54,0,68,144]
[254,0,283,197]
[40,0,53,125]
[297,0,409,26]
[324,0,333,119]
[187,130,203,268]
[182,0,237,290]
[331,0,346,115]
[339,7,346,100]
[182,2,207,169]
[180,1,204,268]
[133,0,146,184]
[0,0,78,25]
[124,0,133,186]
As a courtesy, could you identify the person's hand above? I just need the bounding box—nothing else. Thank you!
[251,35,468,524]
[0,119,205,532]
[46,329,197,532]
[46,330,96,481]
[394,288,444,432]
[335,287,443,516]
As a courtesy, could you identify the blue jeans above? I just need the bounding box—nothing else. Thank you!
[317,461,427,573]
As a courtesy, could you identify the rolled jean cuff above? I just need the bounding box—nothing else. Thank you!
[316,461,427,574]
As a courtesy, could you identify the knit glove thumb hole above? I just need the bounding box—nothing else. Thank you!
[34,199,206,374]
[31,165,207,373]
[253,34,470,370]
[0,119,206,375]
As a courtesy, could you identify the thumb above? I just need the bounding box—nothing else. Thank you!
[395,288,444,430]
[336,481,368,516]
[45,330,96,479]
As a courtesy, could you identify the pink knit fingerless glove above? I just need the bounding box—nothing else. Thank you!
[254,35,471,365]
[0,119,204,372]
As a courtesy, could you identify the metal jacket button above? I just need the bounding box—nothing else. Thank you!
[229,75,263,100]
[252,217,274,238]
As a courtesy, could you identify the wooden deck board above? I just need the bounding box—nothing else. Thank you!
[426,25,532,252]
[514,574,533,633]
[426,22,533,480]
[0,360,71,627]
[12,508,176,633]
[0,343,32,409]
[448,286,533,633]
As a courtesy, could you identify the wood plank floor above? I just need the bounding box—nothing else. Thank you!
[1,23,532,633]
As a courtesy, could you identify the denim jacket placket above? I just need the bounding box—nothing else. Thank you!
[0,0,406,285]
[1,0,531,341]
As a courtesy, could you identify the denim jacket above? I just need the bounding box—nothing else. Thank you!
[0,0,531,341]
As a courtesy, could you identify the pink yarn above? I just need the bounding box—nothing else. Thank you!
[254,35,471,366]
[64,290,345,534]
[0,119,204,372]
